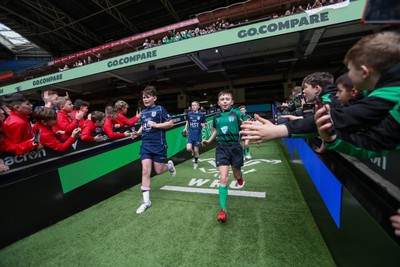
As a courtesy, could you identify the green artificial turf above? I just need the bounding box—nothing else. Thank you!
[0,141,335,266]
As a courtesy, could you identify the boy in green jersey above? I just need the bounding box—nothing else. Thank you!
[239,105,252,159]
[202,91,244,222]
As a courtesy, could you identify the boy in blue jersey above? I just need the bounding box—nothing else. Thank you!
[202,91,244,222]
[132,86,176,214]
[183,101,206,169]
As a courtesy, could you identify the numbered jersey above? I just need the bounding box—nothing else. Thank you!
[213,108,243,144]
[187,111,206,139]
[140,105,171,145]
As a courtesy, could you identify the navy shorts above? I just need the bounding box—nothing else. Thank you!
[187,137,201,147]
[140,144,167,163]
[215,143,243,168]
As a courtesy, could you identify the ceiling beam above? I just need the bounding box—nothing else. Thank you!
[20,0,103,45]
[160,0,180,22]
[91,0,140,34]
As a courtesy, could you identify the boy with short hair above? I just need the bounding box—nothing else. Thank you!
[115,100,141,127]
[335,72,360,106]
[182,101,206,169]
[103,106,132,140]
[81,111,106,142]
[32,107,81,152]
[73,99,90,129]
[131,86,176,214]
[202,90,244,222]
[3,93,35,145]
[239,105,252,159]
[53,97,84,140]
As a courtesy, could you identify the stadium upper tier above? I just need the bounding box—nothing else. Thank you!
[0,0,382,107]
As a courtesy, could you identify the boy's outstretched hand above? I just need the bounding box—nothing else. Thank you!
[390,209,400,236]
[314,105,336,142]
[240,114,288,143]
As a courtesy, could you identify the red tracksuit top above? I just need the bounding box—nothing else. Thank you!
[103,117,126,140]
[0,122,36,155]
[33,122,77,152]
[4,111,33,143]
[81,120,97,142]
[117,113,139,127]
[53,111,80,140]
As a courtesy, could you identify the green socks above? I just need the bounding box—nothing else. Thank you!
[219,185,228,210]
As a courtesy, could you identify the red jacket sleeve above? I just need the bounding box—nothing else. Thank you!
[1,137,36,155]
[103,119,126,140]
[40,127,77,152]
[117,113,139,127]
[81,123,95,142]
[56,111,79,135]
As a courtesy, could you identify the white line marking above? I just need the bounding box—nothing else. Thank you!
[160,185,266,198]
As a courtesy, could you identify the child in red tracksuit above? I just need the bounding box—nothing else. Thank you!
[3,93,34,144]
[103,106,132,140]
[81,111,106,142]
[115,100,141,127]
[53,97,84,140]
[33,107,81,152]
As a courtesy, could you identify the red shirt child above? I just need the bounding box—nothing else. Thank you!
[53,97,84,140]
[81,111,106,142]
[115,100,141,127]
[33,107,81,152]
[103,106,131,140]
[2,93,38,154]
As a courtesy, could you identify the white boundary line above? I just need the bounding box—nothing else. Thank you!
[160,185,266,198]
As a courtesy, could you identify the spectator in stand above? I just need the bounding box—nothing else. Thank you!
[87,56,93,64]
[2,93,35,145]
[0,106,39,156]
[53,97,84,141]
[143,39,150,49]
[81,111,106,142]
[103,106,132,140]
[73,99,90,129]
[312,0,323,8]
[115,100,141,127]
[95,53,102,61]
[32,107,81,152]
[296,5,306,13]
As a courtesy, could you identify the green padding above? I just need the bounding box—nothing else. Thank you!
[58,142,141,193]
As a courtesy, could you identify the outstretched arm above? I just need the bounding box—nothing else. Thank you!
[240,114,289,143]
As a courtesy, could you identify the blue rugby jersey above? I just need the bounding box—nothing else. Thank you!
[187,111,206,140]
[140,105,171,145]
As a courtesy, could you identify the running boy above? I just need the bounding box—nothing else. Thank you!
[182,101,206,169]
[202,90,244,222]
[132,86,176,214]
[239,105,252,159]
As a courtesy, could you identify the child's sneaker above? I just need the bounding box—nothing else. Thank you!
[193,163,198,169]
[245,154,252,160]
[167,160,176,176]
[217,210,227,222]
[237,178,244,186]
[136,201,151,214]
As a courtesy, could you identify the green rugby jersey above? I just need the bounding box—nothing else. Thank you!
[243,113,252,121]
[213,108,243,144]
